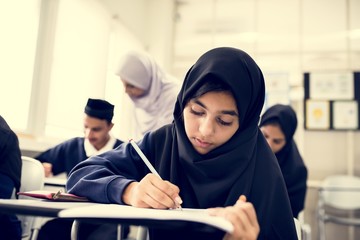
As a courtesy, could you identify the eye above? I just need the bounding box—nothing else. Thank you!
[273,139,284,145]
[217,117,232,126]
[190,108,203,116]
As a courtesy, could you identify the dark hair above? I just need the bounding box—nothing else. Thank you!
[186,77,233,104]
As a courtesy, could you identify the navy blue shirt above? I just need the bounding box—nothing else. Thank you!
[36,137,123,176]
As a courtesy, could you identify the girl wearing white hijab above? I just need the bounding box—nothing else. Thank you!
[115,51,180,139]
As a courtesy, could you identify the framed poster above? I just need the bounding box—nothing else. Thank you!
[310,72,354,100]
[333,101,358,130]
[305,100,330,130]
[304,72,360,130]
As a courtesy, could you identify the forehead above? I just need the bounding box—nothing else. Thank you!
[261,124,284,138]
[191,91,237,111]
[84,115,108,127]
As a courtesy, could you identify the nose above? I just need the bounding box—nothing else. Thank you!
[85,129,94,139]
[199,117,215,137]
[267,139,275,152]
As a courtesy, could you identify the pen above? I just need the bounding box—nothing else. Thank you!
[53,189,62,200]
[129,139,182,210]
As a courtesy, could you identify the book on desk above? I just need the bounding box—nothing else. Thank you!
[18,190,89,202]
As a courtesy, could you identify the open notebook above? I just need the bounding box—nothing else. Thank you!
[58,204,234,233]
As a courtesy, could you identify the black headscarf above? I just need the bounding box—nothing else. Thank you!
[172,47,265,207]
[0,115,22,195]
[153,47,297,239]
[260,104,308,218]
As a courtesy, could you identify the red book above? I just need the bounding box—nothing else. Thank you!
[18,190,89,202]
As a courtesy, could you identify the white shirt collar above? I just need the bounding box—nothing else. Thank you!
[84,135,117,157]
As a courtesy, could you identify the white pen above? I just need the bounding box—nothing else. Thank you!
[129,139,161,178]
[129,139,182,210]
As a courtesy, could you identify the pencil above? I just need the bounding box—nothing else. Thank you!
[129,139,161,178]
[129,139,182,209]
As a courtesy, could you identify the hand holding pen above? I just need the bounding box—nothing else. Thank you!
[122,139,183,210]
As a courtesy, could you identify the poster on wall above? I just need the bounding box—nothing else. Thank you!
[332,101,358,130]
[304,71,360,131]
[309,72,354,100]
[263,72,290,108]
[305,100,330,130]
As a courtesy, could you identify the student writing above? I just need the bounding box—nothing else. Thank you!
[67,47,297,239]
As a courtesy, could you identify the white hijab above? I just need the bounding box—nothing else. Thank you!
[115,51,180,137]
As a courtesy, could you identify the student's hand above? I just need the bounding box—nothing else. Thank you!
[122,173,182,209]
[207,195,259,240]
[42,162,53,177]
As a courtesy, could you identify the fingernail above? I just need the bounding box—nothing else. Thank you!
[175,196,183,204]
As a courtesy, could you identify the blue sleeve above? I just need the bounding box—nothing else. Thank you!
[35,142,67,175]
[66,133,153,204]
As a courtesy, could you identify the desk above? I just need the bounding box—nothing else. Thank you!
[0,199,232,240]
[44,177,67,188]
[0,199,92,217]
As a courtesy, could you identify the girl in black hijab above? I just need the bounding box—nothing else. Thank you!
[67,47,297,239]
[260,104,308,218]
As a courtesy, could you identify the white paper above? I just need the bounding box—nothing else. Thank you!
[58,204,234,233]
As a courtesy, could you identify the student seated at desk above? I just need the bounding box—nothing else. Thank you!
[67,47,297,240]
[259,104,308,218]
[35,98,123,177]
[35,98,128,240]
[0,115,22,240]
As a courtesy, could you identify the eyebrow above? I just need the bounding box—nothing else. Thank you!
[193,99,239,116]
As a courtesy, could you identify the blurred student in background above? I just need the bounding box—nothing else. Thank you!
[35,98,123,177]
[115,51,180,139]
[0,115,22,239]
[36,99,128,240]
[259,104,308,218]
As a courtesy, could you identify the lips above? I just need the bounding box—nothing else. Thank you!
[194,138,211,148]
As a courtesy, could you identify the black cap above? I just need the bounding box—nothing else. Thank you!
[84,98,114,122]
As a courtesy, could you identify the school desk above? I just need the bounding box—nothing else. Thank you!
[0,199,233,240]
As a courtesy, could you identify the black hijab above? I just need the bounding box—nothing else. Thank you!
[0,115,22,194]
[153,47,297,239]
[260,104,308,217]
[172,47,265,207]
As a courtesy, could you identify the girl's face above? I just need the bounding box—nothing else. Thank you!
[260,124,286,153]
[183,91,239,155]
[121,80,146,98]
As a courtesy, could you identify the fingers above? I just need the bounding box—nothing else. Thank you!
[207,195,260,240]
[125,174,182,209]
[42,163,53,177]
